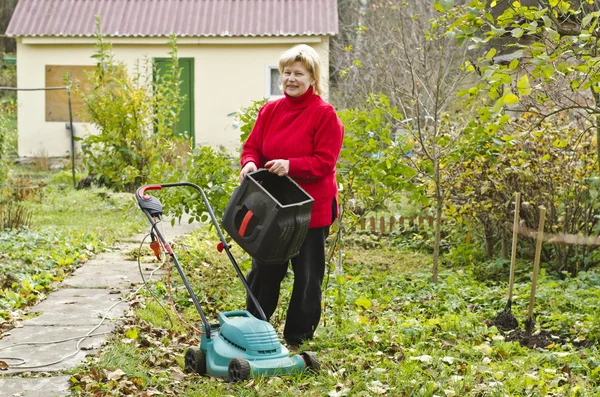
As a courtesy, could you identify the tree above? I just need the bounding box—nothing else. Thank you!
[429,0,600,274]
[449,0,600,169]
[331,1,476,282]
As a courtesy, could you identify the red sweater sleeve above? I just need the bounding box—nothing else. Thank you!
[288,105,344,179]
[240,104,270,168]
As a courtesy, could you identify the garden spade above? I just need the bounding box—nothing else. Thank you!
[494,192,520,330]
[525,206,546,334]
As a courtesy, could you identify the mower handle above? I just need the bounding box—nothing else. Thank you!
[137,181,268,325]
[136,184,162,199]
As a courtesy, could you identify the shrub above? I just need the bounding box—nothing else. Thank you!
[444,115,600,275]
[0,201,33,230]
[0,99,17,186]
[77,19,188,192]
[158,146,237,223]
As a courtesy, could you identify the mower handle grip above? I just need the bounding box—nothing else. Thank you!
[136,184,162,199]
[219,311,251,325]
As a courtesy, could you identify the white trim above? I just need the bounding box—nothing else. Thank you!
[265,65,284,100]
[21,36,323,45]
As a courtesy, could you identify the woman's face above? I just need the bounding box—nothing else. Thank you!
[282,61,314,97]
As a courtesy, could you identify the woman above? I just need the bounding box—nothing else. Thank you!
[239,44,344,348]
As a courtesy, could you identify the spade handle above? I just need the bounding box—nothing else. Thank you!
[527,206,546,322]
[507,193,521,301]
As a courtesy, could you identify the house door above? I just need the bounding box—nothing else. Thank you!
[154,57,194,142]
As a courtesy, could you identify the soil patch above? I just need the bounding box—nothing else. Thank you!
[493,310,519,331]
[505,329,560,349]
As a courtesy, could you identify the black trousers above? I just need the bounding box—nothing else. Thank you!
[246,226,330,345]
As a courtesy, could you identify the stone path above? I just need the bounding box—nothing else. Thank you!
[0,217,200,396]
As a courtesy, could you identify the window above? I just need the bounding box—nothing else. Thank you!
[265,65,283,99]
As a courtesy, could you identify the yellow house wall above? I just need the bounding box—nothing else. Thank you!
[15,37,330,158]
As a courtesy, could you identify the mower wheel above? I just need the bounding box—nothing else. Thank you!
[301,351,320,372]
[228,357,251,382]
[184,347,206,375]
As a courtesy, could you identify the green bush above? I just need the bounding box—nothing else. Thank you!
[444,115,600,275]
[337,94,420,227]
[0,99,17,185]
[158,146,237,223]
[77,19,188,192]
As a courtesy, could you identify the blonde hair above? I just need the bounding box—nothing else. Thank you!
[278,44,323,95]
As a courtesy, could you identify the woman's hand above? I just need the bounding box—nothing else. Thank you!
[265,159,290,177]
[240,162,257,182]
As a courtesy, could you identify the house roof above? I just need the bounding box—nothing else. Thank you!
[6,0,338,38]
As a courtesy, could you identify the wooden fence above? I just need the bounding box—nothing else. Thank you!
[349,215,434,234]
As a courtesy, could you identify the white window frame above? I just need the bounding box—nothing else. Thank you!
[265,65,284,100]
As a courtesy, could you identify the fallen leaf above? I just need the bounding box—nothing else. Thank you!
[171,368,186,381]
[442,356,455,364]
[367,381,389,394]
[0,360,9,370]
[104,368,126,381]
[409,354,433,364]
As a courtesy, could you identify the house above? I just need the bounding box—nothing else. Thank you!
[5,0,339,158]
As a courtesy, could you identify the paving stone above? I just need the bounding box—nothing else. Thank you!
[26,289,127,327]
[0,376,70,396]
[62,251,164,289]
[0,324,114,374]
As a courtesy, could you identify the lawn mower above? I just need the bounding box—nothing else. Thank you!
[135,181,319,382]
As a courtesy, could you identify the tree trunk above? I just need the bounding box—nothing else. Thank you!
[501,231,509,260]
[432,158,442,284]
[484,223,494,260]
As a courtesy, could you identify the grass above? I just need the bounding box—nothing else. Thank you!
[0,166,145,323]
[69,226,600,396]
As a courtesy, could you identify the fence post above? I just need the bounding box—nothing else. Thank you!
[360,218,366,231]
[389,216,395,233]
[370,217,376,233]
[380,217,385,234]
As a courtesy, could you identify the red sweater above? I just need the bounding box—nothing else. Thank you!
[241,87,344,228]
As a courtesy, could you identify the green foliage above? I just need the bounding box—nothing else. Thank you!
[0,99,16,185]
[231,98,269,146]
[446,0,600,165]
[77,18,188,192]
[158,145,237,224]
[337,94,420,224]
[444,115,600,275]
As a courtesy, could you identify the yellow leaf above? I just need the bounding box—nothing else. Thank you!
[503,93,520,104]
[517,75,531,96]
[125,328,139,340]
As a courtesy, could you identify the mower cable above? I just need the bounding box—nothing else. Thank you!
[163,245,205,336]
[137,222,174,330]
[0,241,168,369]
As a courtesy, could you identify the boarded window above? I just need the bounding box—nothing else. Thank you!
[45,65,94,122]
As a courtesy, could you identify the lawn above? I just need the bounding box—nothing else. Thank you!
[69,225,600,396]
[0,167,145,326]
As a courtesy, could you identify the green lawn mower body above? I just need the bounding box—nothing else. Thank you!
[136,182,319,382]
[185,310,316,380]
